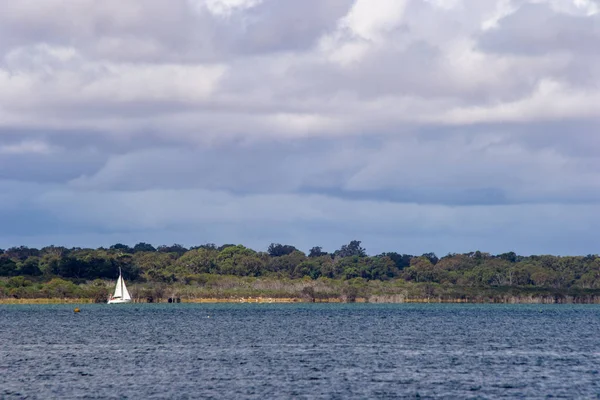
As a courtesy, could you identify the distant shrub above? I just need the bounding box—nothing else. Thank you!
[42,278,81,298]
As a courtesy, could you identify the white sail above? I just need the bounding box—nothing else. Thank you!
[113,275,123,298]
[122,279,131,301]
[108,269,132,303]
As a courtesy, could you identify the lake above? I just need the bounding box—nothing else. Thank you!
[1,303,599,399]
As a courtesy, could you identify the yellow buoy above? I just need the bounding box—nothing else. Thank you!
[74,307,81,313]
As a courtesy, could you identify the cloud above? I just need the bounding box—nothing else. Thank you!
[61,130,600,209]
[479,3,600,55]
[0,140,57,155]
[1,179,598,255]
[202,0,263,17]
[0,0,599,254]
[1,1,597,137]
[438,79,600,124]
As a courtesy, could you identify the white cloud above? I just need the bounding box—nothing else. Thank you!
[341,0,408,41]
[481,0,518,30]
[202,0,263,16]
[81,63,227,103]
[0,0,597,138]
[318,0,408,65]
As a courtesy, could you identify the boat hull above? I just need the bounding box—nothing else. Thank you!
[107,298,132,304]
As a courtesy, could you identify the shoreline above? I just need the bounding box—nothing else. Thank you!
[2,296,600,305]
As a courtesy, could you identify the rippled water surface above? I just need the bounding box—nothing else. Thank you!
[1,303,600,399]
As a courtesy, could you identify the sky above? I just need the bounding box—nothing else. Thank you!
[0,0,599,256]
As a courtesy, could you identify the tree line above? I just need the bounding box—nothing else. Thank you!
[1,241,600,291]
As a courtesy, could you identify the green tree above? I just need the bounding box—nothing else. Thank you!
[403,257,449,283]
[157,244,188,255]
[40,246,69,257]
[267,243,297,257]
[176,248,219,275]
[335,240,366,258]
[366,256,399,280]
[216,245,265,276]
[133,242,156,252]
[293,261,322,279]
[380,252,412,270]
[110,243,134,254]
[133,251,177,281]
[421,252,439,265]
[308,246,328,258]
[5,246,40,261]
[497,251,518,263]
[267,250,307,275]
[17,257,42,276]
[0,256,18,276]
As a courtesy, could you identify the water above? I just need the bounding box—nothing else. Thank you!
[1,304,599,399]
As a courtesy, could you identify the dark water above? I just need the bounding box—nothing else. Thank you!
[1,304,600,399]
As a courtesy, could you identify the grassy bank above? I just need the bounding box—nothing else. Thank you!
[3,275,600,304]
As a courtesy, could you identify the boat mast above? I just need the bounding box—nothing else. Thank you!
[120,267,123,299]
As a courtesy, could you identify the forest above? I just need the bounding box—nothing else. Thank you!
[1,241,600,303]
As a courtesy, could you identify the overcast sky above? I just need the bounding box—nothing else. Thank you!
[1,0,599,255]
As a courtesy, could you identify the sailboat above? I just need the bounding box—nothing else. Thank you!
[107,267,132,304]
